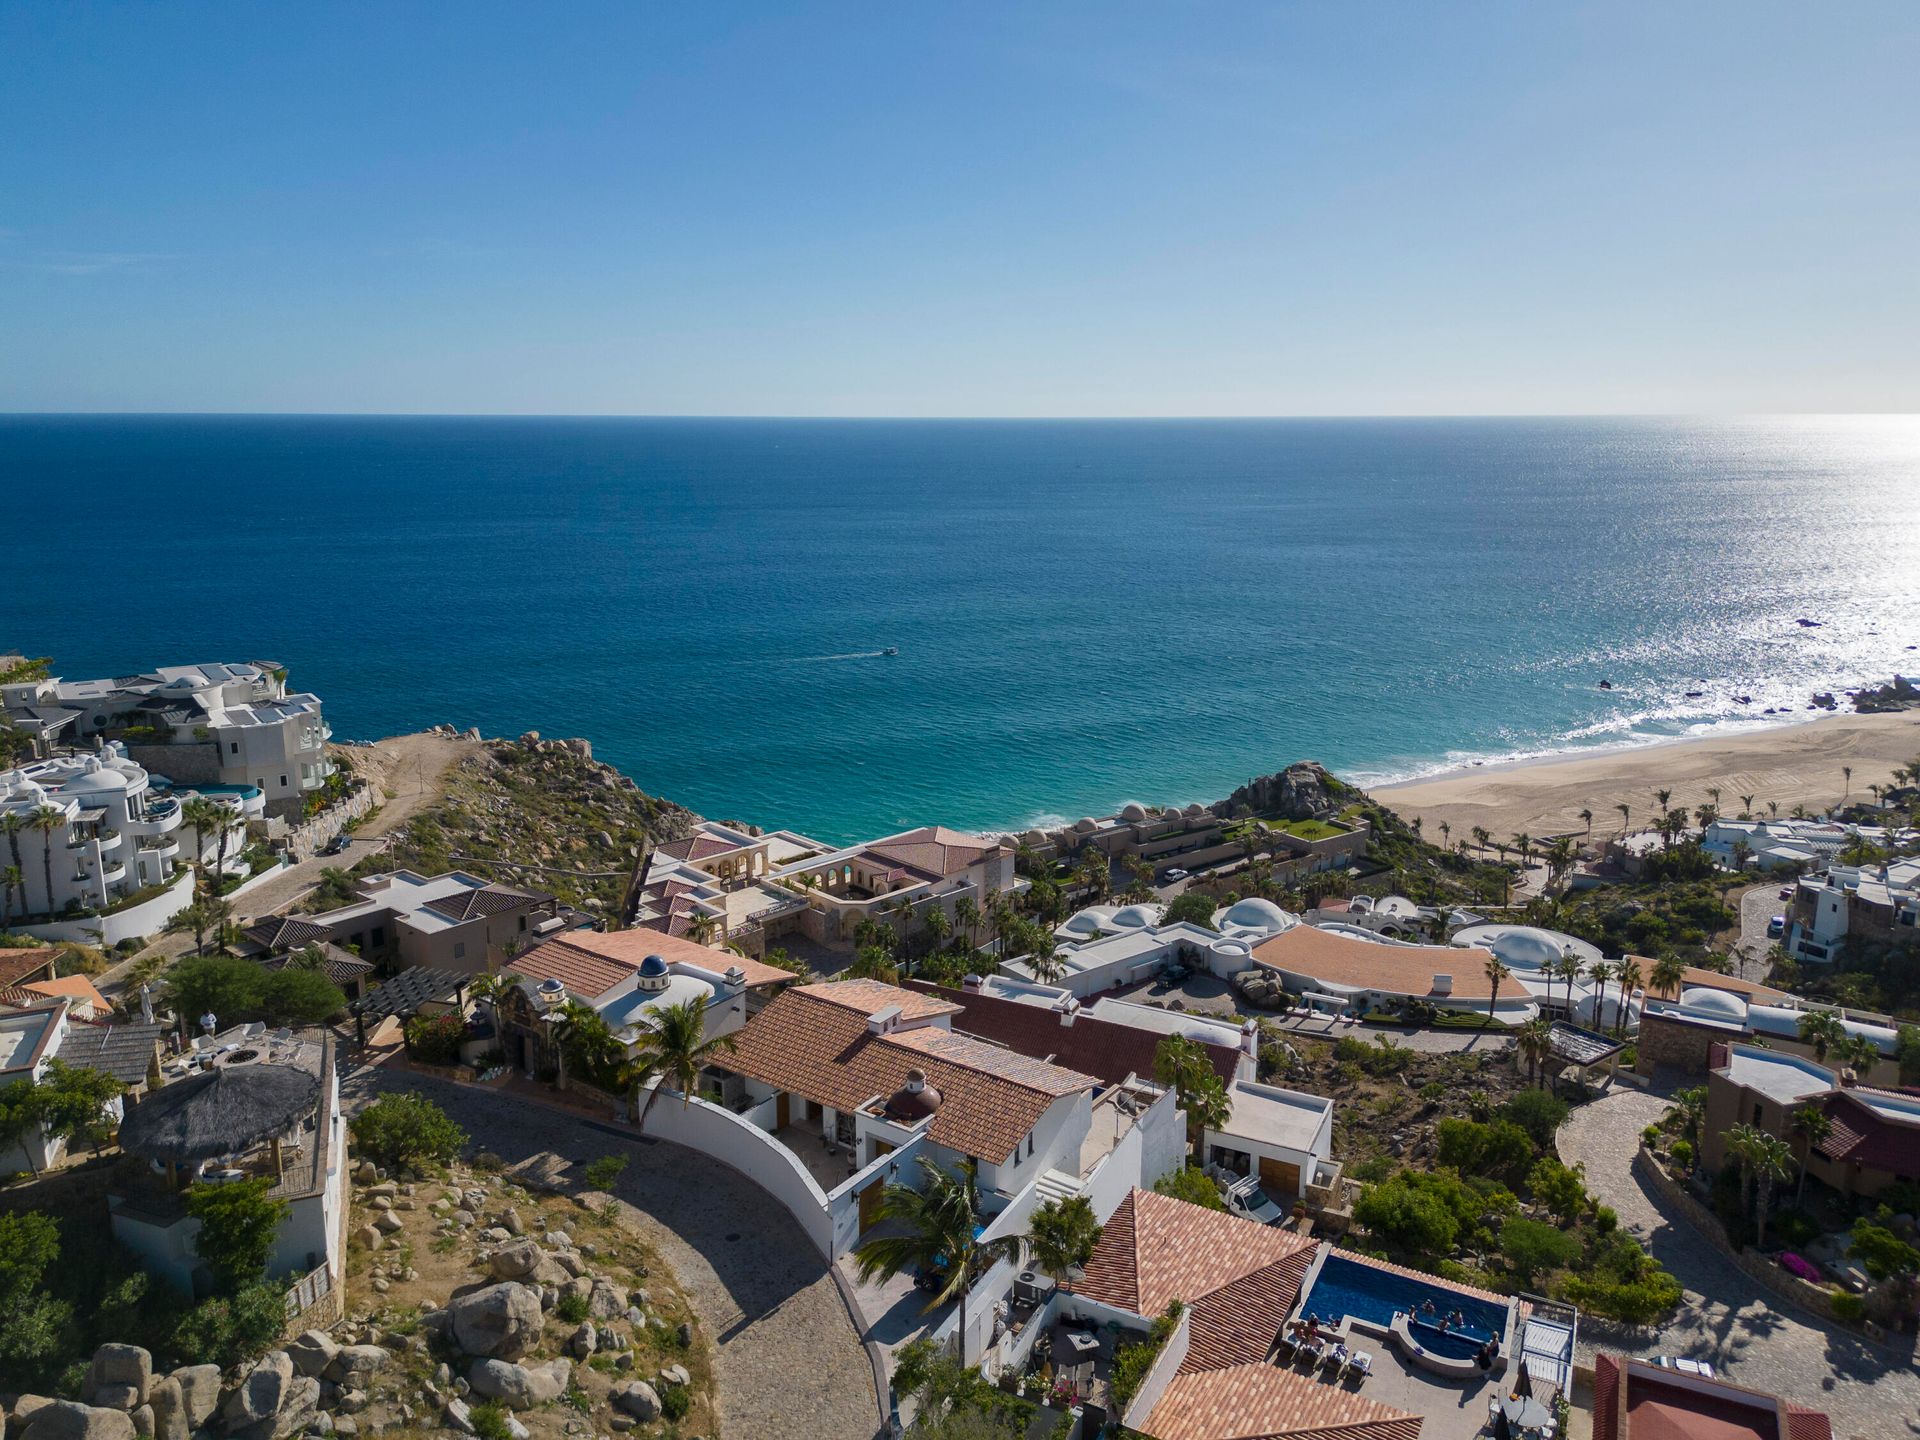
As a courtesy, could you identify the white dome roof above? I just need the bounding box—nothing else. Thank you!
[1108,903,1163,929]
[1119,803,1149,822]
[1074,818,1098,834]
[1021,830,1048,846]
[1061,908,1112,936]
[1484,926,1567,971]
[1218,897,1295,934]
[64,759,130,793]
[1679,986,1749,1022]
[1185,803,1207,817]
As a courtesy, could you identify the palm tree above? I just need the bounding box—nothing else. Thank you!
[1026,935,1066,985]
[1842,766,1852,805]
[1655,788,1672,819]
[1707,786,1722,814]
[1614,959,1643,1037]
[1750,1131,1795,1250]
[1739,794,1756,819]
[1767,801,1779,820]
[0,811,27,919]
[31,804,65,918]
[1578,808,1593,841]
[1555,950,1584,1022]
[1025,1193,1101,1284]
[1725,1123,1764,1223]
[1670,1087,1707,1170]
[1438,821,1451,852]
[685,912,720,946]
[1648,954,1686,1001]
[954,895,982,952]
[1615,802,1631,837]
[1516,1017,1553,1088]
[1586,960,1615,1028]
[1797,1009,1847,1064]
[854,1157,1021,1365]
[630,997,737,1131]
[1484,956,1511,1026]
[924,905,953,953]
[1790,1105,1833,1202]
[0,863,20,926]
[208,803,239,899]
[1471,826,1491,857]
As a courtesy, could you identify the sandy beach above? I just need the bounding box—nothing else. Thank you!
[1374,710,1920,842]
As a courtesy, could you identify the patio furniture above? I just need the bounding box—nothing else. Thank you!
[1322,1343,1349,1375]
[1349,1351,1373,1382]
[1498,1395,1551,1432]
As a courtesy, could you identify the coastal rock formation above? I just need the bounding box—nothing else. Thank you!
[19,1403,138,1440]
[1220,762,1351,822]
[447,1282,545,1359]
[1854,675,1920,712]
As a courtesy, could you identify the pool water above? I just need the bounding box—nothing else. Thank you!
[1300,1255,1507,1361]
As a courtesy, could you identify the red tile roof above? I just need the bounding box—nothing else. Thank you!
[655,834,744,864]
[1144,1367,1421,1440]
[507,937,637,1001]
[1076,1189,1315,1318]
[1251,926,1499,1000]
[1816,1089,1920,1177]
[863,826,1000,879]
[0,947,62,988]
[1590,1353,1831,1440]
[905,980,1241,1089]
[719,988,1094,1163]
[567,928,796,988]
[797,978,962,1021]
[421,885,543,922]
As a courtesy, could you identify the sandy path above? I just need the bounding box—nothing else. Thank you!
[343,730,480,836]
[1375,711,1920,841]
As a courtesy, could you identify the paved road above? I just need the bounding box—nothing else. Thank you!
[1734,881,1791,980]
[1558,1091,1920,1440]
[341,1066,882,1440]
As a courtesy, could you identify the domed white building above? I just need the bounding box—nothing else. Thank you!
[1451,923,1603,972]
[1213,897,1299,940]
[1107,902,1164,930]
[603,954,721,1040]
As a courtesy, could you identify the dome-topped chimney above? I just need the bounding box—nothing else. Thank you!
[883,1069,943,1122]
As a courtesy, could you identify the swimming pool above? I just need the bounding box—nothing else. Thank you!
[1299,1254,1507,1361]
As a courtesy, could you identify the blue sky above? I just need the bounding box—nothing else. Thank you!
[2,3,1915,415]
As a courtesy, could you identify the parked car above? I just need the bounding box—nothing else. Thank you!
[1767,915,1786,937]
[1778,885,1795,900]
[1220,1173,1285,1226]
[321,834,353,856]
[1161,867,1189,883]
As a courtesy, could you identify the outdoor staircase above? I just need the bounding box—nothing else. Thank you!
[1035,1168,1085,1205]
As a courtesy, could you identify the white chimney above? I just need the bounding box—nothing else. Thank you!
[1059,999,1079,1028]
[1432,974,1453,996]
[962,973,985,992]
[1241,1018,1259,1056]
[723,965,746,991]
[867,1004,903,1035]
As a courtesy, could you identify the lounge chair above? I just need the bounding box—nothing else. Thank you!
[1349,1351,1373,1382]
[1322,1345,1349,1375]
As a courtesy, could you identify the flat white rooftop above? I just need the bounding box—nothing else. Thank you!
[1212,1079,1332,1153]
[1725,1045,1833,1104]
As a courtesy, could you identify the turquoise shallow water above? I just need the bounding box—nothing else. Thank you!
[5,415,1918,844]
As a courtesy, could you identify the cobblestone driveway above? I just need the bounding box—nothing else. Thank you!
[1558,1091,1920,1440]
[343,1068,881,1440]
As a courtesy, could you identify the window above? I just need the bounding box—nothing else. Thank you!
[1026,1133,1034,1158]
[1753,1103,1763,1126]
[257,779,266,790]
[518,915,527,930]
[230,742,239,754]
[370,926,385,948]
[280,775,288,788]
[453,942,467,960]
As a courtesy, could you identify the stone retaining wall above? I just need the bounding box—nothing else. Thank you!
[279,783,378,863]
[1632,1144,1840,1324]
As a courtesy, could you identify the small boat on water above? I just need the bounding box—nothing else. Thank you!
[882,646,899,656]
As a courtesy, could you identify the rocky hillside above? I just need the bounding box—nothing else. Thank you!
[361,730,701,915]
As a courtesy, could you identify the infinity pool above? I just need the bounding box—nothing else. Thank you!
[1299,1254,1508,1361]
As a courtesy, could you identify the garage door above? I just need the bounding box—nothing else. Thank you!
[1259,1156,1301,1198]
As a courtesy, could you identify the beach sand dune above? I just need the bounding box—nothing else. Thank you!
[1375,711,1920,842]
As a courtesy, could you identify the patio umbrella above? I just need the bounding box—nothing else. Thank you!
[118,1061,319,1164]
[1492,1407,1513,1440]
[1515,1361,1533,1397]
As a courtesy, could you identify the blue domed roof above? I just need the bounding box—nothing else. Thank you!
[639,955,670,978]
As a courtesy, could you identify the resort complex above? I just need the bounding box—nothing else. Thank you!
[1,665,1913,1440]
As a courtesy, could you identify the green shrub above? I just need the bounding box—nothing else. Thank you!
[554,1292,591,1324]
[1334,1035,1412,1077]
[1435,1118,1536,1186]
[468,1401,513,1440]
[1831,1290,1866,1324]
[1500,1089,1570,1148]
[1153,1165,1223,1211]
[584,1154,630,1192]
[349,1093,468,1170]
[1641,1124,1661,1145]
[1107,1302,1184,1414]
[405,1014,467,1066]
[660,1384,691,1422]
[1669,1139,1693,1170]
[184,1177,289,1292]
[1499,1217,1580,1285]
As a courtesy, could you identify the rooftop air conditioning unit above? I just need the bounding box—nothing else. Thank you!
[1013,1271,1057,1307]
[533,916,565,936]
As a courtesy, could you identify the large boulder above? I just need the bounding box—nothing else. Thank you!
[20,1405,137,1440]
[586,1279,625,1321]
[87,1347,153,1408]
[323,1347,389,1385]
[466,1359,570,1411]
[486,1240,545,1281]
[145,1378,186,1440]
[220,1352,320,1440]
[608,1384,659,1423]
[285,1332,339,1379]
[447,1282,544,1360]
[168,1368,221,1430]
[1220,762,1347,822]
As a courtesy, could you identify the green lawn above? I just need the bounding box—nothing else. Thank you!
[1265,817,1346,841]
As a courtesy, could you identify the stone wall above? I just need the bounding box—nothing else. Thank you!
[124,739,221,785]
[278,783,378,863]
[1631,1144,1840,1324]
[1634,1011,1725,1077]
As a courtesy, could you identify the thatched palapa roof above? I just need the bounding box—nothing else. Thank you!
[118,1061,320,1163]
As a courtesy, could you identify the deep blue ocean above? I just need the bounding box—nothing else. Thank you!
[5,415,1918,844]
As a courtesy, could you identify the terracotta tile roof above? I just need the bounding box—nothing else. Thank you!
[1075,1189,1315,1317]
[1143,1365,1422,1440]
[1251,927,1497,1001]
[886,1025,1099,1095]
[1816,1090,1920,1175]
[24,974,108,1014]
[796,978,962,1021]
[905,980,1241,1089]
[566,928,796,988]
[655,834,744,864]
[719,989,1094,1163]
[1785,1407,1834,1440]
[863,826,1000,879]
[0,947,62,988]
[1182,1252,1315,1371]
[507,937,636,1001]
[1591,1352,1832,1440]
[0,982,44,1009]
